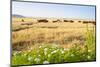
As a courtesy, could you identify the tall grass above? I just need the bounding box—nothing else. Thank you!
[12,27,96,65]
[85,23,96,61]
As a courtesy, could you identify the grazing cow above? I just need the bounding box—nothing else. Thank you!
[83,21,90,24]
[21,22,33,25]
[53,19,61,23]
[69,20,74,23]
[83,21,96,25]
[64,20,69,22]
[38,19,48,23]
[78,21,81,23]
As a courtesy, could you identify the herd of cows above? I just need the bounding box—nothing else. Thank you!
[20,18,96,25]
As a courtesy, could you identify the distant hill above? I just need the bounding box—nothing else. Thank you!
[12,14,25,18]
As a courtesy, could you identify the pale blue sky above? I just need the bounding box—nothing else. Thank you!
[12,1,96,20]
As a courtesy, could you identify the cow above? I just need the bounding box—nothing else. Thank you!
[38,19,48,23]
[69,20,74,23]
[83,21,91,24]
[83,21,96,25]
[78,21,81,23]
[64,20,69,22]
[21,22,33,25]
[53,19,61,23]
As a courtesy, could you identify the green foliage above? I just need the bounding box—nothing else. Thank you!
[12,42,96,66]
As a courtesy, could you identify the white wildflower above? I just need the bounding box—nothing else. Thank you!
[44,48,48,52]
[34,58,40,62]
[43,61,49,64]
[61,50,64,54]
[44,48,48,55]
[87,56,91,59]
[13,51,21,56]
[13,52,17,56]
[44,51,47,55]
[23,53,27,56]
[28,57,33,61]
[38,55,41,57]
[51,50,57,54]
[39,46,42,48]
[48,54,51,57]
[88,50,91,52]
[71,54,74,57]
[64,48,70,51]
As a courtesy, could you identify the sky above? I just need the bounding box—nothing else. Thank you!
[12,1,96,20]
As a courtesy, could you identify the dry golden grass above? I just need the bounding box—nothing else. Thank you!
[12,17,95,51]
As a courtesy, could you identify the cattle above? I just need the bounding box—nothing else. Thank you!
[83,21,91,24]
[69,20,74,23]
[83,21,96,25]
[21,22,33,25]
[64,20,69,22]
[38,19,48,23]
[53,19,61,23]
[78,21,81,23]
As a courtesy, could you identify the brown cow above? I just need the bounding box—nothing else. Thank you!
[38,19,48,23]
[83,21,90,24]
[64,20,69,22]
[53,19,61,23]
[69,20,74,23]
[78,21,81,23]
[21,22,33,25]
[83,21,96,25]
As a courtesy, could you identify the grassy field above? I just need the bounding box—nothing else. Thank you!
[12,17,96,66]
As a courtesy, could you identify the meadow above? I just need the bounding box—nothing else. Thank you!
[12,17,96,66]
